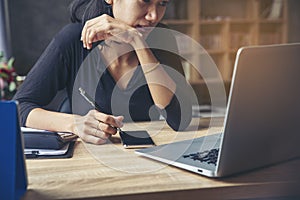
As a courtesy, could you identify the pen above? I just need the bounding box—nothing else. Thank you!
[79,87,122,132]
[79,87,101,111]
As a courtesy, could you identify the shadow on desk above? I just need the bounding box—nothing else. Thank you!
[221,157,300,183]
[216,158,300,199]
[22,190,50,200]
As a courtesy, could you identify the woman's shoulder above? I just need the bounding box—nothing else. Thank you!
[56,23,82,38]
[52,23,83,48]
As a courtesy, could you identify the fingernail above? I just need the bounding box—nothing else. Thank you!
[116,121,123,127]
[114,117,123,127]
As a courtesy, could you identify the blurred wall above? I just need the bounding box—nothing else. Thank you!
[8,0,72,75]
[288,0,300,43]
[0,0,11,59]
[7,0,300,75]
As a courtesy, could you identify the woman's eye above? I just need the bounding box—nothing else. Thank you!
[159,1,169,7]
[140,0,169,7]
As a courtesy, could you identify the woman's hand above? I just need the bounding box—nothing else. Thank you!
[81,14,142,49]
[73,110,124,145]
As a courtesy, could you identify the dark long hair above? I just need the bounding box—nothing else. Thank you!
[70,0,113,24]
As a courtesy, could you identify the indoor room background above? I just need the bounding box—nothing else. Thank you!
[1,0,299,104]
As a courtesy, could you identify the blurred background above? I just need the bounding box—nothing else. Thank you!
[1,0,72,75]
[0,0,299,104]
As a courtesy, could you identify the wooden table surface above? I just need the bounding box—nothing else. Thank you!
[22,118,300,200]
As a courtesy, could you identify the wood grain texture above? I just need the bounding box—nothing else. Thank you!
[22,119,300,200]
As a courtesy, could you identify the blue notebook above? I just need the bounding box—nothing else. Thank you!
[0,101,27,200]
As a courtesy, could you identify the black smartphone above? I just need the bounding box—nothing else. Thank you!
[119,130,155,149]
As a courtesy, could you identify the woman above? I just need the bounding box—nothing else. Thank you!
[14,0,192,145]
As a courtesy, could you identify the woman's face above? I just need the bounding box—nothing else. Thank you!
[110,0,169,28]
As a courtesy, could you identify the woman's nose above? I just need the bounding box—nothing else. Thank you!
[145,6,158,23]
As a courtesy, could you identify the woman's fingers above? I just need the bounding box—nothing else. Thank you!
[81,17,99,48]
[81,15,113,49]
[81,14,142,49]
[81,128,107,145]
[73,110,124,145]
[96,121,118,135]
[95,112,124,129]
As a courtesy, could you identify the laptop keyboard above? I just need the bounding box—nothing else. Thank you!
[182,148,219,166]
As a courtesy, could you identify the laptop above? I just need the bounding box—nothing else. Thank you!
[136,43,300,177]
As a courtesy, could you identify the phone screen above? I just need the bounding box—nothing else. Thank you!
[119,130,155,149]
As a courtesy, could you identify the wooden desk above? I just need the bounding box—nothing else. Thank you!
[22,119,300,200]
